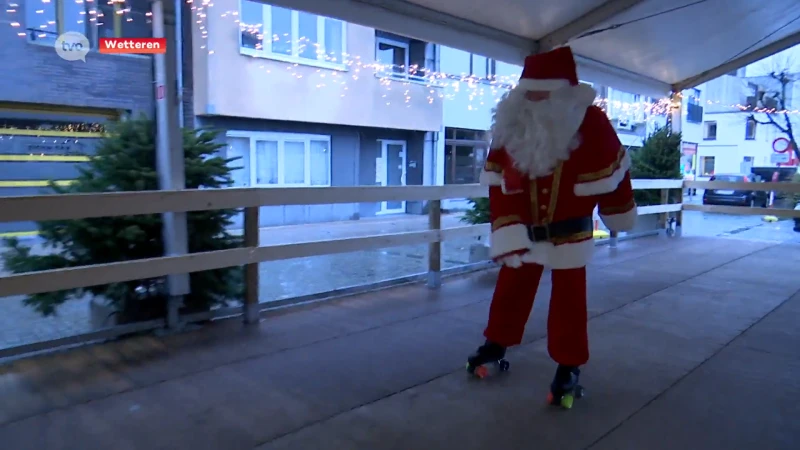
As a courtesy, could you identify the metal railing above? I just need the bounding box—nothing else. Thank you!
[1,178,797,359]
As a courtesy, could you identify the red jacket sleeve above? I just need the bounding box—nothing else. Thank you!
[481,148,531,260]
[597,170,636,231]
[572,106,637,231]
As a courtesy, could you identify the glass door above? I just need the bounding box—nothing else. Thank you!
[377,140,407,214]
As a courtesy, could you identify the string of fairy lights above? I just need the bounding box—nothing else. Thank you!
[3,0,800,121]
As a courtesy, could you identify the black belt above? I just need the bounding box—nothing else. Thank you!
[527,217,593,242]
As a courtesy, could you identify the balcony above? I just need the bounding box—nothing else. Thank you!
[686,102,704,124]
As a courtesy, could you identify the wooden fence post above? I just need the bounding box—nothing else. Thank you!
[427,200,442,289]
[243,206,260,324]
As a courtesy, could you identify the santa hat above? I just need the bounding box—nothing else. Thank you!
[516,46,579,91]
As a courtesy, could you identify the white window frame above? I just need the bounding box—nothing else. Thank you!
[469,54,494,80]
[238,0,347,70]
[375,36,410,80]
[226,131,332,187]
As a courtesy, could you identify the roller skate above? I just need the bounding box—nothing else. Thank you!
[466,340,510,379]
[546,365,585,409]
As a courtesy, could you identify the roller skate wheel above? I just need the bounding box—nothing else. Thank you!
[474,365,489,378]
[546,392,554,404]
[561,394,574,409]
[498,359,510,371]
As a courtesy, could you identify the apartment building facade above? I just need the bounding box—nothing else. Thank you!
[690,46,800,179]
[191,0,443,227]
[436,45,668,210]
[0,0,159,236]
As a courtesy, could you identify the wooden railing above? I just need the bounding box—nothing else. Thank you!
[1,177,796,358]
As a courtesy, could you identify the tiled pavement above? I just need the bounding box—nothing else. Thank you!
[0,234,798,449]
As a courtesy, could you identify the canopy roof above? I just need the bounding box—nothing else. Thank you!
[265,0,800,97]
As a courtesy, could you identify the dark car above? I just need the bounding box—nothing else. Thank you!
[702,174,769,207]
[794,203,800,232]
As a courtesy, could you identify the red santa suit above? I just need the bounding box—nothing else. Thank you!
[478,47,637,368]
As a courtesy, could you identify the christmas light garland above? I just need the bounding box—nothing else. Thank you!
[4,0,800,119]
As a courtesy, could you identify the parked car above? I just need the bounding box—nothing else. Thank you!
[702,173,769,207]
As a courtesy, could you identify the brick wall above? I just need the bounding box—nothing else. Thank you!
[0,1,154,115]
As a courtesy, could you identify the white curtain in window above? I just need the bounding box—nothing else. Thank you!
[297,11,318,59]
[309,140,330,185]
[284,141,306,184]
[226,137,251,187]
[270,6,293,55]
[494,61,521,80]
[255,140,279,185]
[439,47,471,77]
[323,18,344,61]
[471,55,488,78]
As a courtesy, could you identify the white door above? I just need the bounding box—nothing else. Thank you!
[377,140,407,214]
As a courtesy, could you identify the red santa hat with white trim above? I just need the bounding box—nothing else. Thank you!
[516,46,579,91]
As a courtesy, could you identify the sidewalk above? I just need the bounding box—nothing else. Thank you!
[0,214,478,351]
[1,235,798,449]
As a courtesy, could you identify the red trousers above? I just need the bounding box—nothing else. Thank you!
[483,263,589,366]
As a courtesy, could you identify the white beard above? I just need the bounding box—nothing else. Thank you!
[490,83,597,178]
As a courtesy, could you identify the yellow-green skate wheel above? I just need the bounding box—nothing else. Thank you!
[561,394,574,409]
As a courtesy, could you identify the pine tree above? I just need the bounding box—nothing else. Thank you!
[629,125,683,206]
[461,197,490,225]
[1,117,244,323]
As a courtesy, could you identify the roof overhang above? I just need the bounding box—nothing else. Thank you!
[260,0,800,98]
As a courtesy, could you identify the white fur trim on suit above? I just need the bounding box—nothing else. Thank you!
[490,224,530,259]
[573,151,631,197]
[479,170,502,186]
[600,207,638,232]
[520,239,596,269]
[516,78,571,91]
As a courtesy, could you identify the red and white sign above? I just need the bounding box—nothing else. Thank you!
[773,137,791,153]
[98,38,167,55]
[681,142,698,155]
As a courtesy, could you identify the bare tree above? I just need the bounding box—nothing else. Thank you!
[747,69,799,162]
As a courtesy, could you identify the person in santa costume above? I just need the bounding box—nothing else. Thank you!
[466,46,637,407]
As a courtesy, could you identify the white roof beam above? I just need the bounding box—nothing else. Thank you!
[673,30,800,91]
[258,0,538,65]
[539,0,647,51]
[576,55,671,99]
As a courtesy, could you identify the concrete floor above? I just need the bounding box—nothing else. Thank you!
[0,235,798,449]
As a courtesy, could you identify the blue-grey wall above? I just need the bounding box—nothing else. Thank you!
[198,116,426,227]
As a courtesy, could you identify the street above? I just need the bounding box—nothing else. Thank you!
[1,209,798,351]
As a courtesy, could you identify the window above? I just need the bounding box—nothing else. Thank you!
[688,89,701,105]
[239,0,346,67]
[703,121,717,140]
[443,128,488,184]
[745,118,756,140]
[376,36,409,78]
[470,54,495,80]
[686,89,703,124]
[374,30,431,80]
[700,156,715,176]
[225,132,331,187]
[25,0,151,46]
[438,47,501,82]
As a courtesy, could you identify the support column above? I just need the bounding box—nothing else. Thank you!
[152,0,190,329]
